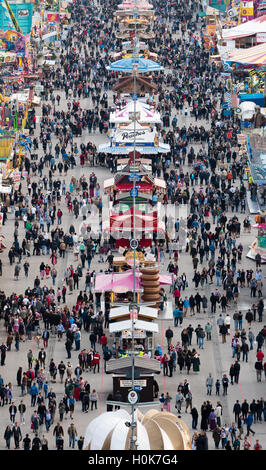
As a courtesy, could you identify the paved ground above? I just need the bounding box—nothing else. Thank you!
[0,25,265,453]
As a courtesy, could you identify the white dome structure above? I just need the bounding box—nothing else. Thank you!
[83,409,191,450]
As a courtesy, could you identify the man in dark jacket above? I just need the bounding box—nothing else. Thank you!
[38,349,46,369]
[233,400,241,423]
[165,326,173,349]
[234,360,240,384]
[220,324,228,343]
[241,399,249,422]
[255,360,263,382]
[196,431,208,450]
[241,340,249,362]
[12,422,22,449]
[9,402,17,423]
[65,338,72,359]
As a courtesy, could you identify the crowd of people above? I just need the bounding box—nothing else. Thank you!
[0,0,264,452]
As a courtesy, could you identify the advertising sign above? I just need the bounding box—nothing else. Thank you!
[257,32,266,43]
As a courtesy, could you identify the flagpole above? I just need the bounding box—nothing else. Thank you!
[130,5,139,451]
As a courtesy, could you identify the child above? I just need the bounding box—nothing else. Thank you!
[215,379,220,396]
[159,393,165,412]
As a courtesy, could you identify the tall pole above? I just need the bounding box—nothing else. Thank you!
[130,7,139,451]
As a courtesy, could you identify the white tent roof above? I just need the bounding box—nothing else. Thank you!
[110,305,158,319]
[104,177,115,189]
[239,101,257,119]
[110,100,161,124]
[84,410,129,449]
[109,319,159,333]
[98,143,170,154]
[222,15,266,40]
[154,177,166,189]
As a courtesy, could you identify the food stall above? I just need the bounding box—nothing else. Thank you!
[106,355,161,403]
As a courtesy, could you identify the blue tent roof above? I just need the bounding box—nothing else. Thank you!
[107,57,163,73]
[98,143,170,154]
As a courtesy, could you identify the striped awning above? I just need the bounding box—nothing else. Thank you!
[227,43,266,66]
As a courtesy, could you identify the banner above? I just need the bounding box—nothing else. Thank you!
[114,128,157,147]
[47,13,60,22]
[257,32,266,43]
[208,0,227,12]
[240,0,254,22]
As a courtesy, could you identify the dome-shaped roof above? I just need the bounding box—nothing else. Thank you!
[84,409,191,450]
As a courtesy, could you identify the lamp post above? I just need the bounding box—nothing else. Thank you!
[129,7,139,450]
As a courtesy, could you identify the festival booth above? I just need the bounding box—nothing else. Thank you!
[220,15,266,48]
[116,156,153,172]
[107,56,163,74]
[0,130,14,158]
[109,305,158,357]
[94,270,142,304]
[226,43,266,66]
[202,5,220,51]
[113,75,157,97]
[0,29,32,78]
[110,98,161,125]
[0,88,40,135]
[117,0,154,10]
[112,249,154,272]
[0,3,33,34]
[94,270,173,298]
[106,356,161,403]
[99,120,170,155]
[248,213,266,263]
[246,131,266,186]
[102,205,165,249]
[104,173,165,196]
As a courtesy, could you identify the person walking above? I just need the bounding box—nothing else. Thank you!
[246,411,255,437]
[164,392,172,412]
[212,426,221,449]
[9,401,17,423]
[53,422,64,446]
[32,433,41,450]
[234,361,241,384]
[254,439,262,450]
[185,391,193,413]
[233,400,241,423]
[205,322,212,341]
[56,434,64,450]
[42,330,50,348]
[68,423,78,448]
[243,436,251,450]
[90,389,98,410]
[220,323,228,344]
[30,383,39,407]
[23,434,31,451]
[67,395,76,420]
[241,341,249,362]
[255,360,263,382]
[191,407,199,430]
[165,326,174,349]
[175,390,183,414]
[4,425,12,449]
[12,422,22,449]
[41,435,48,451]
[162,353,169,377]
[206,373,214,396]
[18,400,26,425]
